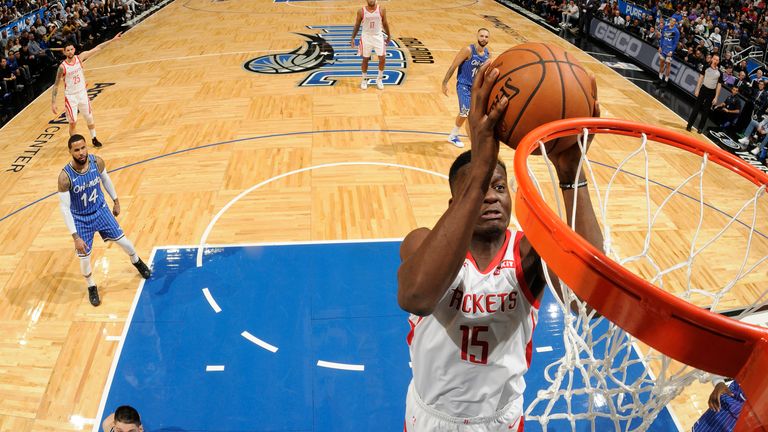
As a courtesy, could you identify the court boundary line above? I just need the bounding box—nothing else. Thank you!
[91,246,158,432]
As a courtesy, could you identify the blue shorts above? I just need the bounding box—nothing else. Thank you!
[73,204,124,256]
[660,50,674,62]
[457,83,471,117]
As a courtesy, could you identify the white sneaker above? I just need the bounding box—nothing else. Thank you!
[376,79,384,90]
[448,135,464,148]
[751,147,761,155]
[360,80,368,90]
[739,137,750,145]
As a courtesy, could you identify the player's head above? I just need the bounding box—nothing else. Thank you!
[448,151,512,238]
[476,28,490,47]
[68,134,88,164]
[365,0,376,6]
[64,43,76,59]
[667,18,676,27]
[113,405,143,432]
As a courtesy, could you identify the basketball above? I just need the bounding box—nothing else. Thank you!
[486,42,597,153]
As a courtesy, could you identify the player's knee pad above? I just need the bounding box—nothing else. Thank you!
[79,255,92,277]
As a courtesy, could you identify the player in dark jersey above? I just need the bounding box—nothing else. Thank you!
[57,134,151,306]
[442,28,490,148]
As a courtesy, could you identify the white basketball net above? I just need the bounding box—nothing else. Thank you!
[521,128,768,431]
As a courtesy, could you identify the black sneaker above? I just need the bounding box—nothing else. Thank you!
[133,258,152,279]
[88,286,101,306]
[92,137,103,148]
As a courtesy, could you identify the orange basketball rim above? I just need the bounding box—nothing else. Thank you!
[513,117,768,431]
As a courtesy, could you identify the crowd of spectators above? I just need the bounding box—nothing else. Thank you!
[0,0,159,124]
[515,0,768,161]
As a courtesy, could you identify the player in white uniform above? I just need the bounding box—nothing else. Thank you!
[51,32,122,147]
[350,0,391,90]
[398,62,603,431]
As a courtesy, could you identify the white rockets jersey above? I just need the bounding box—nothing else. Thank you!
[62,56,86,95]
[361,5,382,36]
[407,230,540,418]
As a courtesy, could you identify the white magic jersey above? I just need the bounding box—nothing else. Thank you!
[407,230,540,418]
[62,55,86,95]
[361,5,382,36]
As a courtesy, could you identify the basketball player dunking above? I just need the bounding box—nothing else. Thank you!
[442,28,490,148]
[350,0,391,90]
[58,134,151,306]
[51,32,122,147]
[398,62,603,431]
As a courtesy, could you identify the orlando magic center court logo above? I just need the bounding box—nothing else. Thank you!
[244,25,406,87]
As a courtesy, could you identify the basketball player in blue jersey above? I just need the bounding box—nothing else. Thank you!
[693,378,745,431]
[656,18,680,87]
[102,405,143,432]
[57,134,151,306]
[442,28,490,148]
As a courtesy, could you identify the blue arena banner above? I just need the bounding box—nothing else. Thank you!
[617,0,653,20]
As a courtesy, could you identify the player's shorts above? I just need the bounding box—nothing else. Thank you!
[64,90,92,123]
[661,50,674,63]
[73,204,124,257]
[457,83,472,117]
[358,33,386,58]
[404,383,524,432]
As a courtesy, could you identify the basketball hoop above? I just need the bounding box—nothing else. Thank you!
[513,117,768,431]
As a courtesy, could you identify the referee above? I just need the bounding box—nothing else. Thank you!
[686,55,722,133]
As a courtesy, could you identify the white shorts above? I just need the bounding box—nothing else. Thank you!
[358,33,386,58]
[404,383,524,432]
[64,90,92,123]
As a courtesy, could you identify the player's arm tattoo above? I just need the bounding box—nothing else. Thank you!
[52,65,63,102]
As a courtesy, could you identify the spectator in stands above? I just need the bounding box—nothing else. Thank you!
[734,59,748,75]
[722,65,737,86]
[712,86,743,130]
[721,51,734,69]
[739,113,768,159]
[560,0,579,29]
[752,68,767,90]
[734,70,753,96]
[611,9,625,27]
[753,80,768,118]
[709,26,722,48]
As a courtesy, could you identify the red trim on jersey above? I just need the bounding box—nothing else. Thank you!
[403,420,407,432]
[525,310,537,368]
[63,57,77,66]
[406,316,423,346]
[64,97,74,122]
[513,231,540,309]
[465,229,511,275]
[517,416,525,431]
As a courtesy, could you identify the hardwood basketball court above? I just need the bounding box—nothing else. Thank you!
[0,0,766,430]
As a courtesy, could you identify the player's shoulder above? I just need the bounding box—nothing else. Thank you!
[94,155,106,171]
[58,168,71,190]
[399,227,431,260]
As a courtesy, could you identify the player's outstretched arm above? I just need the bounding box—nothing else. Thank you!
[80,31,122,61]
[520,82,603,315]
[441,46,470,96]
[51,64,64,115]
[350,9,363,48]
[398,63,509,316]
